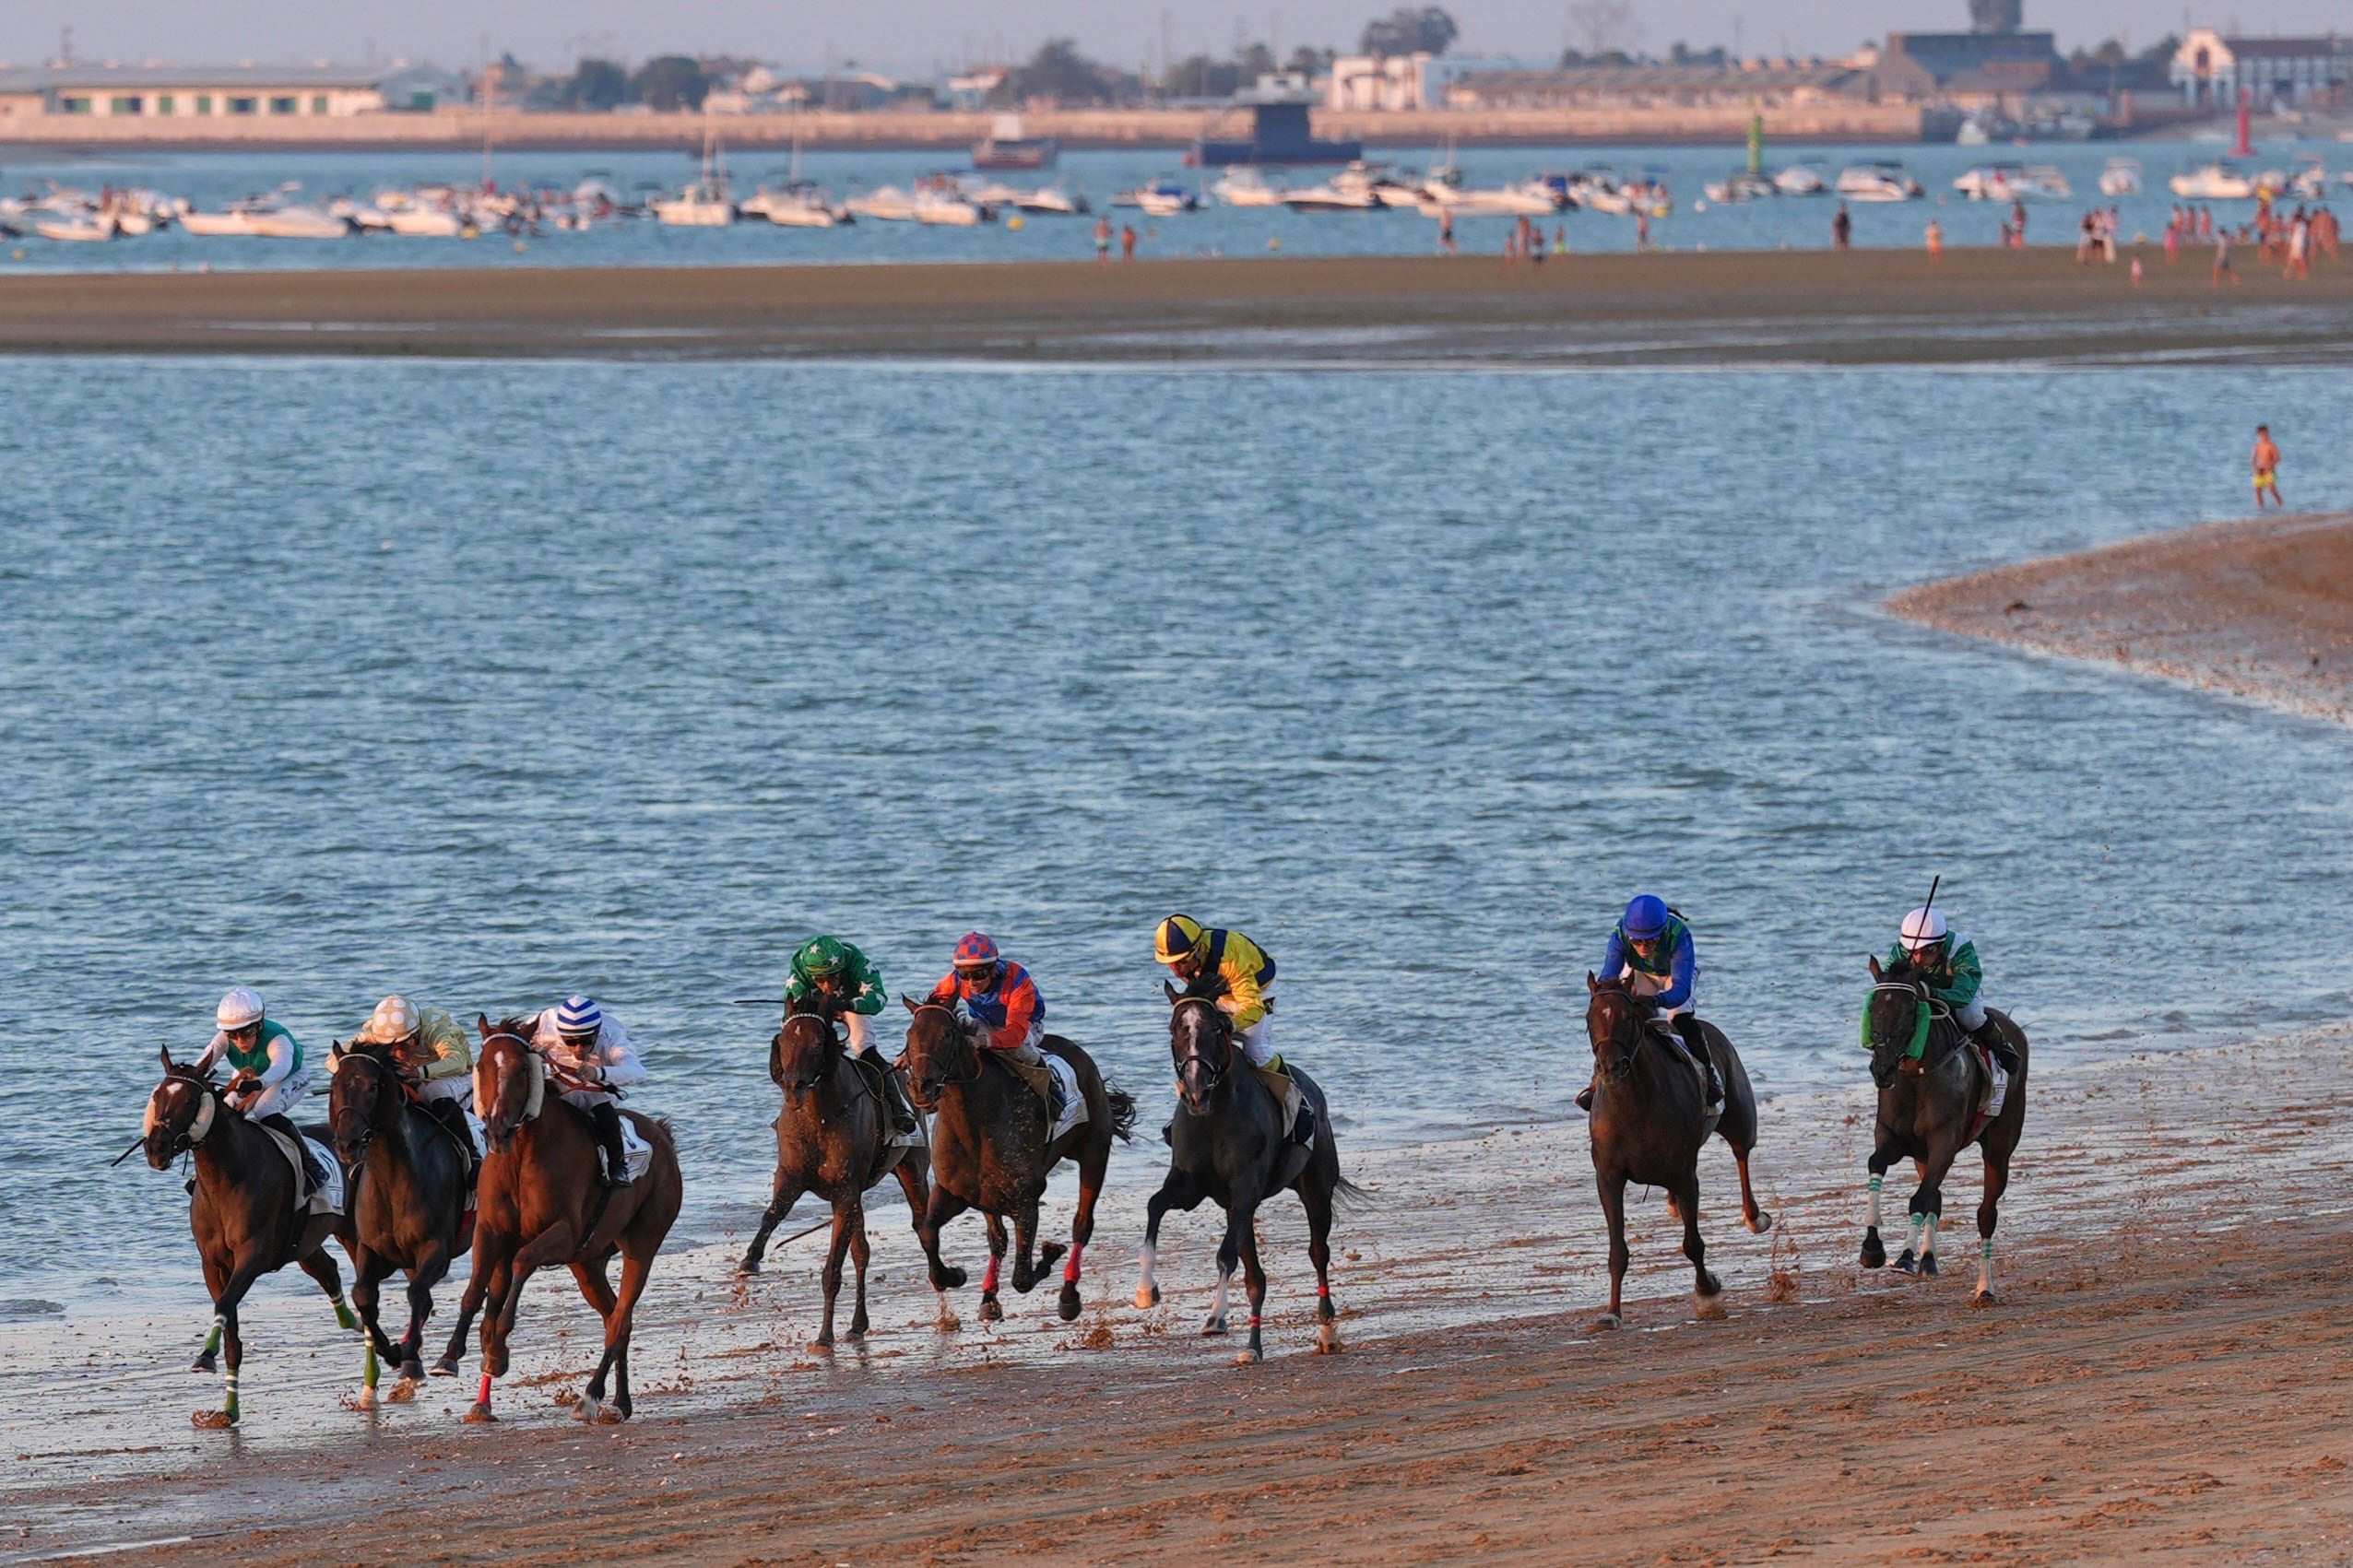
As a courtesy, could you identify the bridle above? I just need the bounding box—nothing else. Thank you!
[774,1011,844,1103]
[1171,997,1234,1110]
[906,1003,983,1093]
[330,1046,406,1163]
[1866,977,1949,1076]
[146,1072,219,1156]
[475,1027,539,1146]
[1587,984,1658,1079]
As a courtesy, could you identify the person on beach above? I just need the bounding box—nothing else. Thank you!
[1437,206,1456,255]
[1634,210,1649,252]
[786,935,916,1135]
[2286,213,2311,280]
[1119,223,1138,262]
[923,932,1058,1114]
[2213,230,2238,287]
[192,986,326,1196]
[1924,218,1942,261]
[2010,200,2028,247]
[1093,214,1111,263]
[1888,908,2018,1074]
[1154,914,1309,1145]
[1579,896,1719,1110]
[528,996,646,1185]
[1831,203,1851,251]
[2253,426,2283,509]
[338,995,478,1185]
[1553,224,1567,255]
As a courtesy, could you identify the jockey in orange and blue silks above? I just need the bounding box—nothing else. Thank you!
[1594,896,1720,1104]
[928,932,1059,1114]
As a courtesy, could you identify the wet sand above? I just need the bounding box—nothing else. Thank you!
[1891,510,2353,725]
[3,248,2351,363]
[13,1030,2353,1563]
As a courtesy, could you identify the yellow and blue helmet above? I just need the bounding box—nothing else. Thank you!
[1153,914,1204,965]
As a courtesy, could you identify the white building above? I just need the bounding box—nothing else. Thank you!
[2170,29,2350,108]
[1327,53,1556,111]
[0,63,464,119]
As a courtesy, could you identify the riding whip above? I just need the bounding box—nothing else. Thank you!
[108,1133,146,1166]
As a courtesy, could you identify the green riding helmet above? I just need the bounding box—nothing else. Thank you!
[795,935,850,979]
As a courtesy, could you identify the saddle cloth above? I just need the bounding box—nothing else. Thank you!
[1648,1022,1723,1136]
[1969,1043,2009,1140]
[614,1115,655,1184]
[258,1124,344,1217]
[1045,1055,1087,1142]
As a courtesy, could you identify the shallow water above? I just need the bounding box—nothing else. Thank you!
[2,357,2349,1330]
[2,138,2344,273]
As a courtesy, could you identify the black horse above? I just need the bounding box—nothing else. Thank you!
[327,1043,473,1404]
[1133,989,1359,1363]
[1584,974,1772,1329]
[1860,955,2028,1302]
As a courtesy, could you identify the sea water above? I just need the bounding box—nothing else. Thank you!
[2,358,2347,1317]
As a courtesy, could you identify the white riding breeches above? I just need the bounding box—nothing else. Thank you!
[561,1088,619,1113]
[1953,997,1988,1032]
[1621,969,1692,1020]
[232,1067,312,1123]
[1231,985,1277,1067]
[418,1073,473,1109]
[844,1011,875,1056]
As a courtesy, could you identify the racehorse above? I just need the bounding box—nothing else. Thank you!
[1134,988,1359,1363]
[1584,973,1772,1329]
[1859,955,2028,1303]
[143,1048,356,1428]
[738,1008,966,1348]
[900,998,1136,1323]
[437,1018,681,1425]
[327,1043,472,1406]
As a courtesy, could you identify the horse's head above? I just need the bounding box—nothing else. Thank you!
[144,1046,219,1169]
[901,996,980,1099]
[1585,973,1649,1079]
[328,1042,403,1167]
[474,1015,538,1152]
[773,1010,840,1105]
[1863,954,1937,1087]
[1166,982,1236,1117]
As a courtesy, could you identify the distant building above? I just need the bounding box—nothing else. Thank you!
[2170,29,2350,109]
[1861,30,2065,104]
[1327,53,1548,111]
[0,63,464,118]
[1443,59,1862,112]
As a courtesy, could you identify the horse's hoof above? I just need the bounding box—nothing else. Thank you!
[736,1258,762,1278]
[429,1357,460,1378]
[192,1409,235,1430]
[1693,1289,1728,1322]
[978,1297,1003,1324]
[810,1336,834,1353]
[1058,1285,1082,1321]
[1316,1324,1344,1355]
[572,1396,602,1423]
[1860,1232,1886,1270]
[1234,1347,1262,1366]
[1587,1313,1621,1332]
[1200,1315,1229,1338]
[192,1352,217,1374]
[355,1386,377,1411]
[594,1402,627,1425]
[1971,1288,1998,1308]
[1134,1285,1161,1311]
[388,1378,419,1405]
[936,1267,968,1291]
[1894,1249,1919,1275]
[1746,1210,1774,1235]
[400,1359,426,1384]
[1920,1253,1940,1278]
[845,1326,868,1344]
[462,1403,497,1424]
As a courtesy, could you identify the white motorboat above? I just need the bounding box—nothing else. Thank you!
[1112,178,1198,216]
[179,206,265,236]
[2288,158,2329,200]
[1283,182,1382,211]
[1703,170,1778,204]
[1837,161,1923,201]
[2098,158,2144,196]
[1771,162,1827,195]
[656,124,736,226]
[740,182,846,228]
[1955,114,1993,147]
[847,186,919,221]
[387,206,467,237]
[35,214,115,242]
[913,191,985,225]
[1013,185,1086,215]
[247,205,351,239]
[2169,161,2255,200]
[1436,183,1559,215]
[1954,163,2069,202]
[1212,168,1287,206]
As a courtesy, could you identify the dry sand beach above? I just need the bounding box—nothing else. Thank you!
[3,248,2351,363]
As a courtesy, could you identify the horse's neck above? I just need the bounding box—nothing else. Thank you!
[194,1109,274,1192]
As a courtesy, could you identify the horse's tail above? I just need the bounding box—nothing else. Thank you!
[1101,1081,1140,1144]
[1330,1174,1376,1216]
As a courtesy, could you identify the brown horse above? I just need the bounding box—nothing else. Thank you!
[738,1009,964,1348]
[144,1048,356,1428]
[900,999,1137,1322]
[440,1018,681,1425]
[327,1043,472,1407]
[1584,974,1772,1329]
[1860,955,2029,1303]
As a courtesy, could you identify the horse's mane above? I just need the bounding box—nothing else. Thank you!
[487,1014,537,1041]
[164,1059,219,1087]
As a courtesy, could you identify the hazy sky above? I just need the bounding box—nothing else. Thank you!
[6,0,2343,76]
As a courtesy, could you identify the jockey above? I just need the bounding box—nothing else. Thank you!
[925,932,1058,1114]
[785,935,916,1135]
[344,996,478,1185]
[1594,895,1720,1106]
[1154,914,1310,1144]
[1891,907,2019,1074]
[192,986,325,1195]
[528,996,647,1185]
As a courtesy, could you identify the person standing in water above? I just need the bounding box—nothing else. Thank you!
[2252,425,2283,510]
[1831,204,1851,251]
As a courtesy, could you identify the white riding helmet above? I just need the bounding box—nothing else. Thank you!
[1898,907,1949,954]
[356,995,421,1046]
[216,986,266,1031]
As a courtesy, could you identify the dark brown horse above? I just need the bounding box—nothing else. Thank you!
[440,1019,681,1425]
[1136,991,1359,1363]
[738,1008,964,1348]
[1860,956,2028,1303]
[144,1048,356,1428]
[327,1043,472,1407]
[900,999,1137,1322]
[1584,974,1772,1329]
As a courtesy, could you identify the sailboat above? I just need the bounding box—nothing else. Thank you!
[655,116,737,226]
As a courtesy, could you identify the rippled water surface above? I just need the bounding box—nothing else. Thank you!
[4,358,2348,1314]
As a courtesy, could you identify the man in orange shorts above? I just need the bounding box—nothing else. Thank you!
[2252,425,2283,510]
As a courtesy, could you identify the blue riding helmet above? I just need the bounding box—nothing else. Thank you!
[1620,895,1671,941]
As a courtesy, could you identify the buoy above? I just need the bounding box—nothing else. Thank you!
[1007,215,1023,230]
[1267,236,1282,251]
[514,241,526,253]
[7,248,21,261]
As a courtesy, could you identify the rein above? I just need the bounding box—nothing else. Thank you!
[145,1076,220,1154]
[1171,999,1235,1098]
[910,1005,984,1089]
[1863,981,1942,1066]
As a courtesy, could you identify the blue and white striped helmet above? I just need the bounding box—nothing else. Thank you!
[555,995,603,1041]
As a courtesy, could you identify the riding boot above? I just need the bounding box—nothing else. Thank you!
[425,1099,479,1188]
[589,1100,633,1185]
[1675,1016,1722,1105]
[1969,1020,2020,1076]
[262,1112,325,1197]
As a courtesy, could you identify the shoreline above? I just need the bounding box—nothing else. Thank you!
[12,1029,2353,1562]
[1889,509,2353,726]
[4,248,2352,364]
